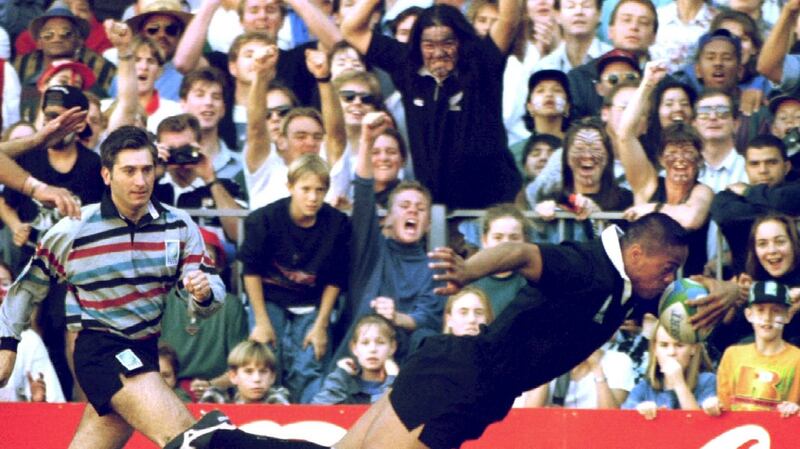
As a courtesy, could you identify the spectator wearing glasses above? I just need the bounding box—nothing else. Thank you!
[693,89,748,194]
[244,46,328,208]
[692,89,748,271]
[240,82,298,206]
[306,46,384,209]
[101,21,183,135]
[594,49,642,99]
[15,0,113,57]
[568,0,658,118]
[13,3,116,121]
[107,0,194,101]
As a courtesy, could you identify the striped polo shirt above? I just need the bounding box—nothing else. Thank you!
[0,194,225,342]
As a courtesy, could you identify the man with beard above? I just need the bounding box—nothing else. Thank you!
[2,86,104,268]
[0,85,104,400]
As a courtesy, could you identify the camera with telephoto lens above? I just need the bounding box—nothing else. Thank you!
[783,127,800,157]
[167,144,202,165]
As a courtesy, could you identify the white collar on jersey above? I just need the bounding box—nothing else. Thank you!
[601,225,633,305]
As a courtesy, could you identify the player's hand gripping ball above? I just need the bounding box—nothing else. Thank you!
[658,278,711,344]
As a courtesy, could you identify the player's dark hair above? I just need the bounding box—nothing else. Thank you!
[746,134,788,161]
[622,212,688,253]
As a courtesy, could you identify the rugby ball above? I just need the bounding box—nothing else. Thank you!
[658,278,710,344]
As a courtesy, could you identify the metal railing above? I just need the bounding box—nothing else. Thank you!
[185,206,725,298]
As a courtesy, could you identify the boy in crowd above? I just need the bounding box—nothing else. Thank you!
[158,343,192,402]
[711,135,800,274]
[239,154,351,402]
[200,340,290,404]
[179,67,242,180]
[714,280,800,416]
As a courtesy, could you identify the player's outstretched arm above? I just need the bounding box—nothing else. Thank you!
[686,275,740,331]
[430,242,542,295]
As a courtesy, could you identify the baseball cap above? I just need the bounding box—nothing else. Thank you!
[748,280,792,307]
[37,60,97,91]
[596,49,640,77]
[42,85,89,111]
[696,29,742,61]
[528,69,571,96]
[768,91,800,115]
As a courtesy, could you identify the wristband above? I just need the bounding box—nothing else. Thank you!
[206,178,220,188]
[315,75,331,83]
[0,337,19,352]
[23,176,45,197]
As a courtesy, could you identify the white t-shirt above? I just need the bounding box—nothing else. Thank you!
[0,329,65,402]
[546,350,636,409]
[2,61,21,131]
[244,144,289,210]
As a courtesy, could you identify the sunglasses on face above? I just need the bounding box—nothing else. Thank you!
[600,72,640,86]
[339,90,378,105]
[267,105,291,119]
[145,23,182,37]
[40,29,77,41]
[696,105,732,120]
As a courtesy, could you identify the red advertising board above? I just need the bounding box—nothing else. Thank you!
[1,403,796,448]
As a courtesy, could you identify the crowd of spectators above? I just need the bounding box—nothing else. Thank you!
[1,0,800,418]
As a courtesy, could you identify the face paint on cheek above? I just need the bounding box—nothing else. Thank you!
[750,315,787,328]
[554,97,566,113]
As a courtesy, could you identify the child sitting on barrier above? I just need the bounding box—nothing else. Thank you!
[312,315,397,405]
[200,340,291,405]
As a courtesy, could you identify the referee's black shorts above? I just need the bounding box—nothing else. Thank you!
[73,330,159,416]
[389,334,516,449]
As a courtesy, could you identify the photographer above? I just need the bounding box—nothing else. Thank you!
[767,93,800,179]
[154,113,245,242]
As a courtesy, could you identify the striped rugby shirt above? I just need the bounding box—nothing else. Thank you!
[0,194,225,344]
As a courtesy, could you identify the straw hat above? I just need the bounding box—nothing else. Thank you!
[126,0,194,32]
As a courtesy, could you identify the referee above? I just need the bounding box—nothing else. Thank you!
[0,126,232,449]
